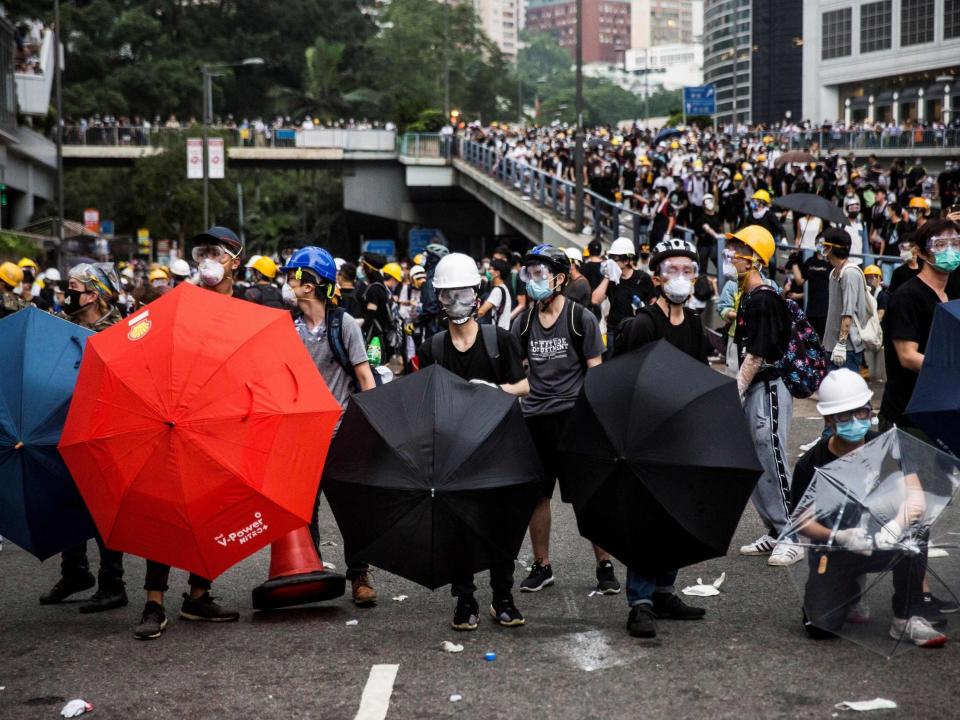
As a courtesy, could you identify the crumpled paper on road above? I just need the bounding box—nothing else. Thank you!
[681,572,726,597]
[60,699,93,718]
[441,641,464,653]
[834,698,897,712]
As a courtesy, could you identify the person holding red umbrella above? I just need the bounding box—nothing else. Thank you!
[134,227,245,640]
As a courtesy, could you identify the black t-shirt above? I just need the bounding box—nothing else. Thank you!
[801,255,832,318]
[341,287,362,319]
[564,276,592,308]
[881,276,942,427]
[581,260,604,290]
[361,282,393,343]
[791,433,880,511]
[416,325,525,386]
[734,285,792,383]
[889,261,922,295]
[622,304,710,363]
[607,269,656,330]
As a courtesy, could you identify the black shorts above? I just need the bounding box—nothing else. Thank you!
[525,410,572,500]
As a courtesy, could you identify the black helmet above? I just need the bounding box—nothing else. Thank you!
[522,244,570,275]
[649,237,698,274]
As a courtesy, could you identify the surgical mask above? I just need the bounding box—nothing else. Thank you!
[836,418,871,443]
[198,258,225,286]
[751,209,766,219]
[900,250,914,263]
[908,212,918,223]
[281,283,298,306]
[527,279,554,302]
[663,277,693,304]
[932,248,960,274]
[722,261,738,281]
[356,266,367,282]
[64,288,92,313]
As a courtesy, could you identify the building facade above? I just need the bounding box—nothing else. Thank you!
[802,0,960,124]
[631,0,702,48]
[525,0,632,64]
[473,0,520,61]
[702,0,752,124]
[750,1,802,124]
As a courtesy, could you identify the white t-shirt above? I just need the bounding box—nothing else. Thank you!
[485,284,513,330]
[798,216,822,250]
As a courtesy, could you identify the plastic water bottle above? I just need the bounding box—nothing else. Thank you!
[367,336,382,366]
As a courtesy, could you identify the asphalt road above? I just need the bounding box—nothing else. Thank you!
[2,382,958,720]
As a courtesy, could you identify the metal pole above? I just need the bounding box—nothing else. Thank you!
[518,75,522,125]
[443,0,450,120]
[54,0,64,255]
[236,182,245,246]
[202,68,210,229]
[574,0,584,233]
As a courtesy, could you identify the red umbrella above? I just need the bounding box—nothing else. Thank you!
[59,283,341,579]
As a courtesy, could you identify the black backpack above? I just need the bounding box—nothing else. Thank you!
[478,285,508,326]
[428,324,505,384]
[327,305,383,388]
[362,282,404,357]
[518,298,588,368]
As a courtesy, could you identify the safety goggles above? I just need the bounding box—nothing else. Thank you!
[928,234,960,253]
[438,287,477,305]
[519,264,553,283]
[659,261,699,279]
[723,249,755,264]
[748,200,766,212]
[191,244,239,263]
[831,406,872,422]
[816,241,844,254]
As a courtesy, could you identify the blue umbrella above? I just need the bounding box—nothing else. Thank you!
[906,300,960,456]
[0,307,96,559]
[654,128,683,145]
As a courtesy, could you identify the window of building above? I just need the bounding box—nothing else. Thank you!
[822,8,852,59]
[860,1,891,52]
[901,0,934,45]
[946,0,960,39]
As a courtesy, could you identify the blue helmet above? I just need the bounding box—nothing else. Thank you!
[280,246,338,284]
[522,244,570,275]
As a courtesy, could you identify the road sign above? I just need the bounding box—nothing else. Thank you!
[83,209,100,234]
[361,239,396,260]
[208,138,225,179]
[100,219,115,237]
[408,229,444,259]
[137,228,152,256]
[187,138,203,179]
[683,85,716,116]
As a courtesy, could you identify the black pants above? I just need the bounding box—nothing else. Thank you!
[144,560,211,593]
[803,546,926,632]
[61,536,124,587]
[310,489,369,580]
[451,561,515,600]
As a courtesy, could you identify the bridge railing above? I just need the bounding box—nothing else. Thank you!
[60,125,397,150]
[398,133,455,159]
[765,128,959,151]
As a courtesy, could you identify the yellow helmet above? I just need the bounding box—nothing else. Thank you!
[148,269,169,282]
[733,172,744,181]
[863,264,883,277]
[725,225,776,264]
[1,261,24,288]
[246,255,278,279]
[670,141,680,149]
[908,196,930,210]
[752,189,772,204]
[413,253,425,267]
[382,262,404,283]
[756,153,766,162]
[762,134,774,144]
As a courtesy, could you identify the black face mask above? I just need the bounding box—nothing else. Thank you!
[64,288,93,313]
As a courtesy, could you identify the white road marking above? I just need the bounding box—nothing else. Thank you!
[354,664,399,720]
[557,629,644,672]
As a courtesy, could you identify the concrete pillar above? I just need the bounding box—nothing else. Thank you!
[892,92,900,124]
[844,98,851,125]
[494,214,506,237]
[868,95,875,123]
[917,88,925,124]
[944,85,952,125]
[12,191,35,230]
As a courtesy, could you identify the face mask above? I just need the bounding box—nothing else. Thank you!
[835,418,871,443]
[900,250,914,263]
[527,278,554,302]
[281,283,298,306]
[932,248,960,274]
[752,209,765,219]
[908,213,918,223]
[440,298,475,324]
[663,277,693,305]
[356,266,367,282]
[722,261,738,281]
[64,288,92,313]
[198,258,225,287]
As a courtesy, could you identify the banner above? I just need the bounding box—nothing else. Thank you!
[208,138,225,179]
[83,208,100,234]
[187,138,203,179]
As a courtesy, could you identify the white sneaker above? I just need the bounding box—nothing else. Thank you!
[739,534,776,555]
[768,542,805,566]
[889,616,947,647]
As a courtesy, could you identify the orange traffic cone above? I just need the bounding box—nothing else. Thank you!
[251,527,345,610]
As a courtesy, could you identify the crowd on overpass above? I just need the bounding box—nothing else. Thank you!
[13,17,45,74]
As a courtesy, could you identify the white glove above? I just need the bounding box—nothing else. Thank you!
[61,700,93,718]
[874,519,904,551]
[602,258,622,284]
[834,528,873,556]
[830,341,847,367]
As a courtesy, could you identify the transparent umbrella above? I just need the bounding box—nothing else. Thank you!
[777,428,960,658]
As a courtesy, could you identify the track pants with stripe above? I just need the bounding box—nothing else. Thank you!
[743,378,793,536]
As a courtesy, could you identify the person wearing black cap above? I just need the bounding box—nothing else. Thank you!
[134,226,242,640]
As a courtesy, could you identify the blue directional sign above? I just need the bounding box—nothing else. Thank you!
[361,239,396,260]
[683,85,716,116]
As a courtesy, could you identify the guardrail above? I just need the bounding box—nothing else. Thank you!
[398,133,455,159]
[758,129,959,151]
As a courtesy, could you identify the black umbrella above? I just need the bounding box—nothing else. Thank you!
[558,340,762,575]
[322,365,543,590]
[774,192,850,226]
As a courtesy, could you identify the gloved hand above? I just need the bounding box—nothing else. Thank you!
[834,527,873,555]
[602,258,622,284]
[874,518,904,551]
[404,323,416,336]
[830,341,847,367]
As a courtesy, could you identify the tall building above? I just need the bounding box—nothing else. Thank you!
[525,0,632,64]
[631,0,702,48]
[473,0,520,61]
[802,0,960,124]
[702,0,752,124]
[751,1,802,124]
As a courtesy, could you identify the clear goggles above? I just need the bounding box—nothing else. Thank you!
[831,405,872,422]
[928,234,960,253]
[659,261,698,279]
[519,264,553,283]
[438,287,477,305]
[191,244,239,263]
[748,199,766,212]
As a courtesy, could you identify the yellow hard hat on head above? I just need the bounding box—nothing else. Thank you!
[1,261,24,288]
[908,196,930,210]
[733,172,743,181]
[18,257,39,270]
[725,225,776,264]
[757,153,767,162]
[148,269,169,282]
[752,189,771,204]
[863,264,883,277]
[413,253,425,267]
[246,255,278,279]
[670,141,680,149]
[382,262,403,283]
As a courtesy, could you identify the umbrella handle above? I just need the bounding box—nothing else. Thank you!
[70,336,84,369]
[285,363,300,402]
[243,382,254,421]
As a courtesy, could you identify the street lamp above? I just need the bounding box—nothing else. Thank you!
[201,57,265,228]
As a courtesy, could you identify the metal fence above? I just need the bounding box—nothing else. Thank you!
[60,125,397,150]
[398,133,454,159]
[756,128,959,151]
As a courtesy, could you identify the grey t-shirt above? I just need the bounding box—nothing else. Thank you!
[294,311,368,409]
[824,264,868,353]
[512,299,604,416]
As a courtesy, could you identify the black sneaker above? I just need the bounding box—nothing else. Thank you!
[627,605,657,638]
[595,560,621,595]
[652,592,706,620]
[926,592,960,615]
[39,572,95,605]
[489,596,525,627]
[79,583,128,614]
[916,595,949,628]
[452,595,480,631]
[178,592,240,622]
[134,601,167,640]
[520,560,554,592]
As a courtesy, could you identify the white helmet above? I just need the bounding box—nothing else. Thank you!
[816,369,873,416]
[609,237,636,257]
[409,265,426,280]
[244,254,263,269]
[432,253,482,289]
[564,247,582,265]
[334,257,346,271]
[169,259,191,278]
[43,268,62,282]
